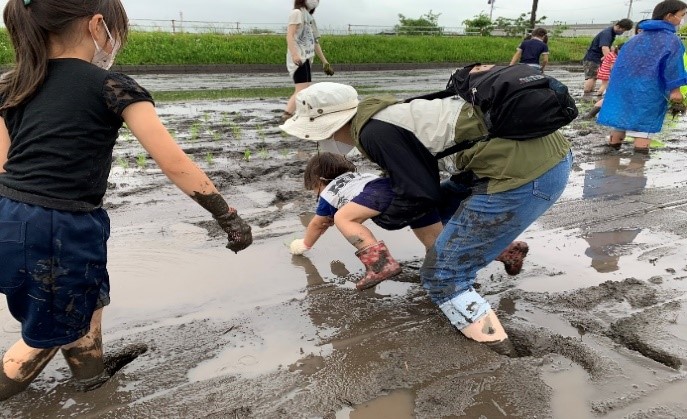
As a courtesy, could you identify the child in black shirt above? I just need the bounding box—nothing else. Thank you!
[0,0,252,400]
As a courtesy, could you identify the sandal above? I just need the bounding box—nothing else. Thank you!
[495,241,529,276]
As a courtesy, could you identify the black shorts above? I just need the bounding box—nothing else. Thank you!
[293,60,312,84]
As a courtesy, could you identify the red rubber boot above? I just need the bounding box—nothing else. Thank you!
[495,241,529,276]
[354,241,402,290]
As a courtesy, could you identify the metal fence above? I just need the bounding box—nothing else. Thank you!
[129,19,687,39]
[129,19,607,37]
[129,19,467,35]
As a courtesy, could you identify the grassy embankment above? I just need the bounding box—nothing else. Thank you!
[0,31,592,101]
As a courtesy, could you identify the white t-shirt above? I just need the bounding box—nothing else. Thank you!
[319,172,379,210]
[286,8,320,76]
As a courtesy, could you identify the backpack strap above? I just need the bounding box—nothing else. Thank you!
[403,89,454,103]
[404,63,482,104]
[434,134,490,160]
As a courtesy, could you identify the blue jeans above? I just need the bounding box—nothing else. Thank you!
[420,151,572,328]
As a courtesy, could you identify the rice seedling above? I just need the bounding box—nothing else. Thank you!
[189,122,202,142]
[115,156,129,169]
[230,122,242,141]
[136,153,147,169]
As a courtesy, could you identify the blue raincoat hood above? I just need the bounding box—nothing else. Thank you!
[638,19,678,33]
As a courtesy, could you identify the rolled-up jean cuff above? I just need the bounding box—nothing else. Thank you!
[438,288,491,330]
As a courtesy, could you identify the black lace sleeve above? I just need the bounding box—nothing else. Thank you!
[103,73,154,116]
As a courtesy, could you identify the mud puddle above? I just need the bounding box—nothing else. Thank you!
[1,67,687,418]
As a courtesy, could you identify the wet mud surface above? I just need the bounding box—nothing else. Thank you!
[1,68,687,418]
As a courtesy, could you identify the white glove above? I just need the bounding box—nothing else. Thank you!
[289,238,311,255]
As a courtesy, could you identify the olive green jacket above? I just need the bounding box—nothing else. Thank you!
[350,95,571,194]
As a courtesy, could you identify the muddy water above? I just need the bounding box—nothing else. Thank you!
[1,67,687,418]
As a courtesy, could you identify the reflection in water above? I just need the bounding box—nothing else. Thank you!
[582,154,647,199]
[582,229,642,273]
[330,260,351,277]
[581,155,647,272]
[290,254,327,287]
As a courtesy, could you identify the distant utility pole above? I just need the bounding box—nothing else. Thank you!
[627,0,634,18]
[488,0,495,21]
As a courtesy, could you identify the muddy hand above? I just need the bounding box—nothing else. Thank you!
[215,211,253,253]
[669,101,686,119]
[323,63,335,76]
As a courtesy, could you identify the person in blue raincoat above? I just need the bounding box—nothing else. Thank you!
[597,0,687,153]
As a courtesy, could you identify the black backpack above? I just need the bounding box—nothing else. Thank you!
[407,63,578,158]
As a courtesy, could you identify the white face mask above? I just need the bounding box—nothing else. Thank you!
[91,22,120,70]
[317,138,354,155]
[305,0,319,11]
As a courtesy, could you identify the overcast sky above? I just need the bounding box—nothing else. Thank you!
[0,0,655,29]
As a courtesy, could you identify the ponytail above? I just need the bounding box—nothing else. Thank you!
[0,0,49,110]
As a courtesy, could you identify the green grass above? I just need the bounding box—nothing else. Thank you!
[0,30,596,66]
[120,33,592,65]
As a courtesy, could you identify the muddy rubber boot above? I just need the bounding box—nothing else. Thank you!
[354,241,402,290]
[495,241,529,276]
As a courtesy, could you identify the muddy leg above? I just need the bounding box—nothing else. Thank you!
[0,340,59,401]
[608,130,625,150]
[632,137,651,153]
[61,308,105,380]
[583,78,596,94]
[284,82,311,116]
[62,308,147,392]
[411,222,443,251]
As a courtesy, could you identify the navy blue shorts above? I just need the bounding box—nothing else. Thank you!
[0,197,110,349]
[353,178,440,229]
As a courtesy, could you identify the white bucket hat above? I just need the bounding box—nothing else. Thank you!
[279,82,359,141]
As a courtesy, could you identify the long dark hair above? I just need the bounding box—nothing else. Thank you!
[0,0,129,110]
[652,0,687,19]
[304,152,356,190]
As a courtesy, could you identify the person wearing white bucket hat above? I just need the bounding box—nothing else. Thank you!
[280,76,571,354]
